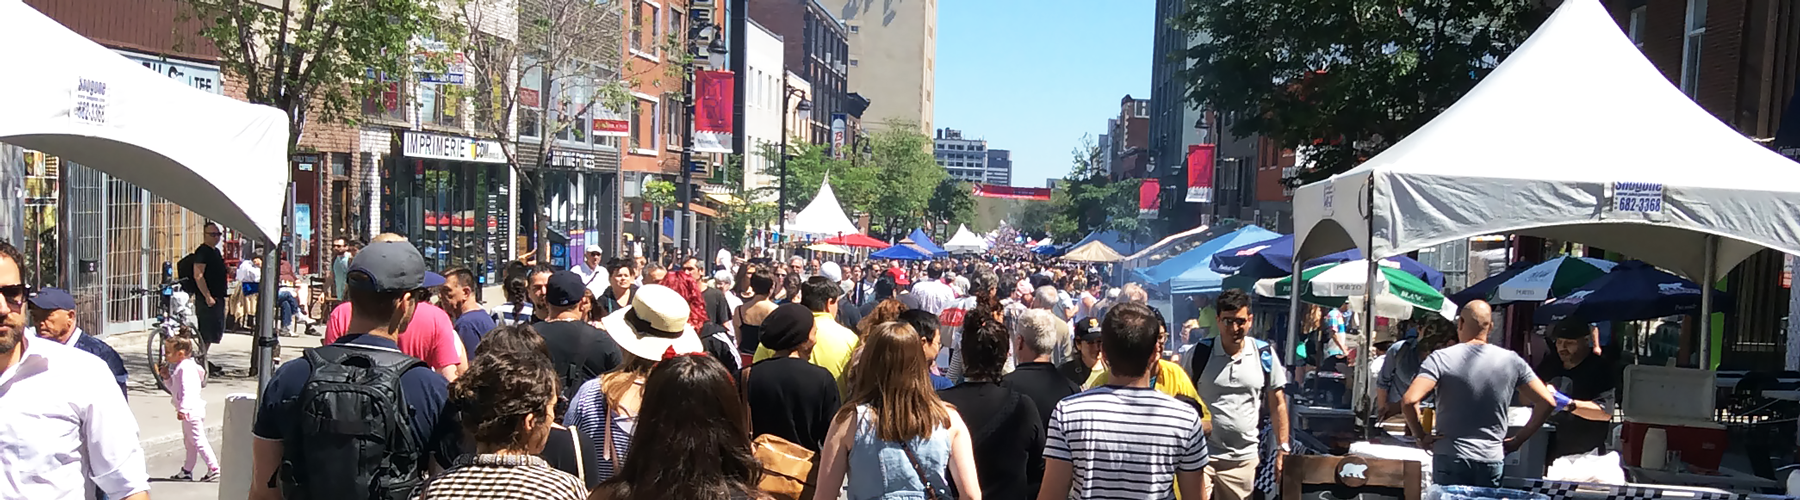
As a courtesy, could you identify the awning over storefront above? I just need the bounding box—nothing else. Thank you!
[0,0,290,242]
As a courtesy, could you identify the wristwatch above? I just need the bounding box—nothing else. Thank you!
[1278,442,1292,453]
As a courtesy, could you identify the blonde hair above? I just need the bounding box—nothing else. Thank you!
[372,232,408,243]
[166,335,197,355]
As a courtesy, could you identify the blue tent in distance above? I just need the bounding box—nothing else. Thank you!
[1209,234,1447,290]
[1067,230,1149,256]
[871,243,935,261]
[905,228,948,256]
[1132,225,1280,290]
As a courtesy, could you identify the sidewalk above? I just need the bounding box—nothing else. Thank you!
[107,328,318,500]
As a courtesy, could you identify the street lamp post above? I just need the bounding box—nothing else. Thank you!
[776,71,812,239]
[679,15,728,255]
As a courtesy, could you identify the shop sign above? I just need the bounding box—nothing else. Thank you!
[551,151,597,170]
[116,50,223,95]
[830,114,847,159]
[402,131,506,163]
[592,108,629,137]
[71,77,108,127]
[1608,181,1664,219]
[412,38,467,85]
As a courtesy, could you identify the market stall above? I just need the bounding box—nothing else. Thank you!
[1279,0,1800,497]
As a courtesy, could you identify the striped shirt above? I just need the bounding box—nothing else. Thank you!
[562,377,635,486]
[1044,386,1208,500]
[491,302,535,327]
[414,454,586,500]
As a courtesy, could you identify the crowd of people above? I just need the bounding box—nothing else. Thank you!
[0,233,1622,500]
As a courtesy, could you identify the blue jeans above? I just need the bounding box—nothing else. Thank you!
[277,290,298,328]
[1433,454,1503,488]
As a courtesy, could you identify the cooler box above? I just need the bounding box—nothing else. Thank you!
[1617,365,1727,471]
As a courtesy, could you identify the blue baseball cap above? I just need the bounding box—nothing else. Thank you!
[28,288,76,311]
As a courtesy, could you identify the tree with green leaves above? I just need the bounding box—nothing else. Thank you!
[927,178,976,233]
[861,122,945,236]
[180,0,439,152]
[1054,138,1143,242]
[714,155,777,251]
[755,141,870,216]
[1173,0,1549,186]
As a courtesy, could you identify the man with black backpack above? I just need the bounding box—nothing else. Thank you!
[249,241,461,500]
[1187,289,1291,500]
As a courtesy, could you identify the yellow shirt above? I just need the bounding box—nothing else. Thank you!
[1087,359,1213,423]
[753,312,860,397]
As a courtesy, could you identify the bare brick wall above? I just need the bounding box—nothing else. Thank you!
[28,0,219,61]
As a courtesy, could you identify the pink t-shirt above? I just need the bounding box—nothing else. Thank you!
[324,301,462,369]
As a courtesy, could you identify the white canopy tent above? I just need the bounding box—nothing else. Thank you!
[1290,0,1800,372]
[1,0,291,242]
[785,178,862,237]
[1293,0,1800,279]
[944,224,989,253]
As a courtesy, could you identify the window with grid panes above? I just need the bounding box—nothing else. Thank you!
[1680,0,1707,98]
[631,1,645,52]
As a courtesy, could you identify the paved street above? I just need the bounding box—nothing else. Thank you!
[108,328,320,500]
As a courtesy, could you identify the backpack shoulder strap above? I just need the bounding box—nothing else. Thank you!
[1186,338,1216,387]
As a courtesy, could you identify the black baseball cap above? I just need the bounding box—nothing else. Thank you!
[1074,317,1103,342]
[546,270,587,307]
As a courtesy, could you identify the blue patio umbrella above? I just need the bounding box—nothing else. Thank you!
[871,243,935,261]
[906,228,948,256]
[1448,260,1537,306]
[1533,260,1733,324]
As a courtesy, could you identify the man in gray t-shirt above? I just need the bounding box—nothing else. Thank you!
[1402,300,1558,488]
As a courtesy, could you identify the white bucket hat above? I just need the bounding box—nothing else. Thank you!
[600,284,703,360]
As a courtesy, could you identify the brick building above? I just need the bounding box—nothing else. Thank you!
[1109,95,1152,180]
[1604,0,1800,369]
[748,0,850,143]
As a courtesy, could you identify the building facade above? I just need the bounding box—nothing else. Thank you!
[749,0,850,145]
[743,19,787,197]
[1149,0,1216,235]
[985,149,1013,186]
[817,0,935,133]
[934,128,988,184]
[1109,96,1152,180]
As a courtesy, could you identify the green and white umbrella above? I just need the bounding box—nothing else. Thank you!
[1254,259,1456,320]
[1492,256,1616,304]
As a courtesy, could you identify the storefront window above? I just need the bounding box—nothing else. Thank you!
[520,58,545,139]
[385,158,511,287]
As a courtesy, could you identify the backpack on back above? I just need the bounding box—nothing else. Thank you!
[1186,336,1278,391]
[276,344,429,500]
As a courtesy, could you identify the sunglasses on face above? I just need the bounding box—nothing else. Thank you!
[0,284,30,306]
[205,231,222,236]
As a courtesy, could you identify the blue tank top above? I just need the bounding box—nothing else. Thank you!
[846,405,953,500]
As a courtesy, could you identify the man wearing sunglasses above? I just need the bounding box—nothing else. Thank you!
[0,241,151,500]
[1188,289,1290,500]
[189,222,229,375]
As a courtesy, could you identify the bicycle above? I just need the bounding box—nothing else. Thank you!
[129,281,206,393]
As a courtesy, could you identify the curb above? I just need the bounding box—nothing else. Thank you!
[102,329,153,352]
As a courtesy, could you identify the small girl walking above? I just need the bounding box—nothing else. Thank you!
[165,336,219,481]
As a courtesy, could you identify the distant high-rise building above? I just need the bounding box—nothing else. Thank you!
[816,0,936,133]
[934,128,987,184]
[985,149,1013,186]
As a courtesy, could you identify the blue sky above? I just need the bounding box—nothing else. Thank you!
[935,0,1154,187]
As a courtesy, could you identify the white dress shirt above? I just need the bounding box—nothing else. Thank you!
[574,262,610,297]
[0,334,149,500]
[910,279,956,316]
[236,260,261,284]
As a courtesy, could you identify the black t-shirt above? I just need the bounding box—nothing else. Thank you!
[1058,359,1094,387]
[937,382,1045,500]
[703,287,732,327]
[699,323,741,375]
[836,303,865,336]
[191,244,228,299]
[1002,362,1080,430]
[539,425,583,481]
[598,286,636,316]
[745,357,841,452]
[1534,353,1616,458]
[533,320,624,387]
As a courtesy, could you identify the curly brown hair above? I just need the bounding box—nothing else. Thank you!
[450,351,559,452]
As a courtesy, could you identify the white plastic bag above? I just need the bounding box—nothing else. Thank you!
[1544,450,1626,485]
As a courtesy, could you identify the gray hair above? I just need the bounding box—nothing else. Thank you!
[1032,285,1060,310]
[1015,309,1063,357]
[1121,283,1148,304]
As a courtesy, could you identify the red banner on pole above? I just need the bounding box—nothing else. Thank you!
[970,183,1051,201]
[1139,179,1160,218]
[694,70,734,154]
[1185,144,1215,203]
